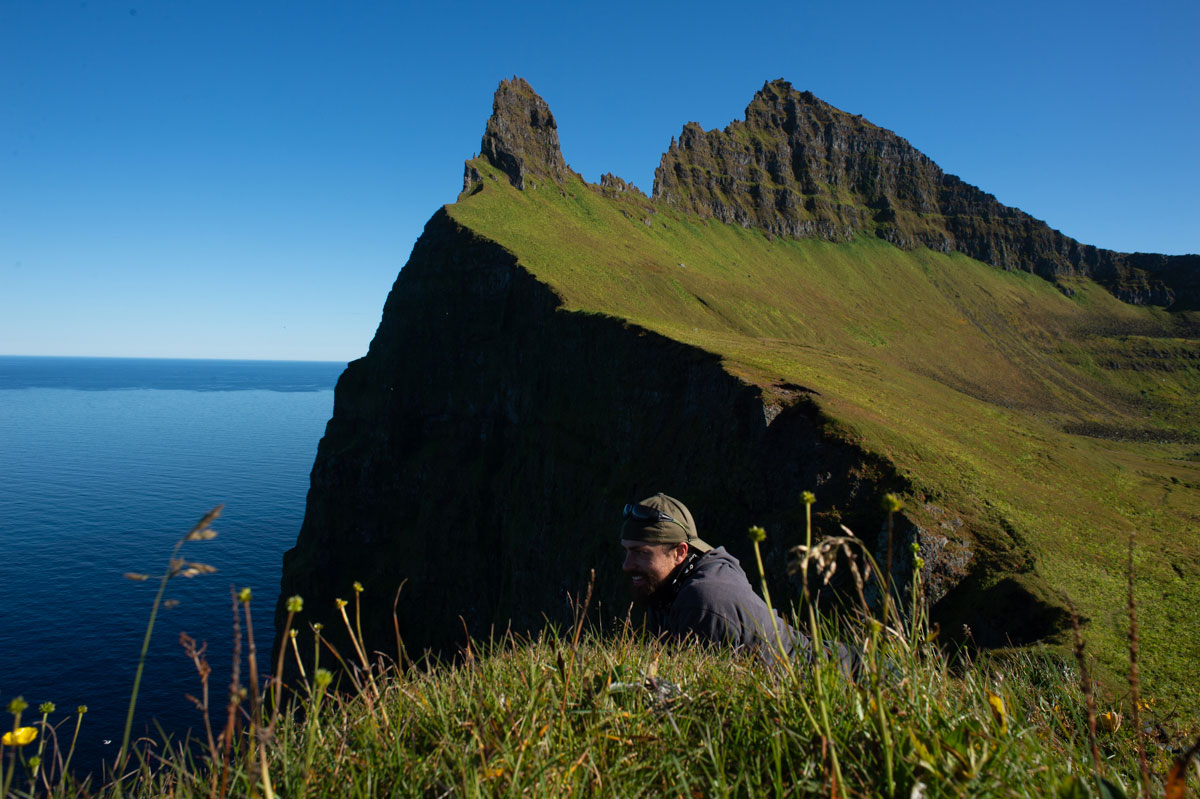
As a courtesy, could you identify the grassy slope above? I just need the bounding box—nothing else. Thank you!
[449,161,1200,713]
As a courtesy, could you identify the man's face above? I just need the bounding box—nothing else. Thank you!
[621,540,687,603]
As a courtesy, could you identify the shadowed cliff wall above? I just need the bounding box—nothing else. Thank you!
[276,208,985,660]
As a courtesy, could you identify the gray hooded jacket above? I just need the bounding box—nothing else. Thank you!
[646,546,801,655]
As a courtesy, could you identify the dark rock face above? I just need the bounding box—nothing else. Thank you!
[465,77,568,192]
[274,208,991,660]
[654,79,1198,309]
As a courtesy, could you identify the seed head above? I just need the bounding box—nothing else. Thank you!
[289,629,298,639]
[313,623,324,632]
[910,541,920,555]
[77,705,88,715]
[801,491,816,505]
[882,494,903,513]
[747,526,766,543]
[238,587,252,603]
[353,581,364,594]
[286,595,304,613]
[38,702,55,715]
[335,598,348,609]
[8,697,27,715]
[315,668,333,690]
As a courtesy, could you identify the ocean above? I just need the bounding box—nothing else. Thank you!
[0,355,344,776]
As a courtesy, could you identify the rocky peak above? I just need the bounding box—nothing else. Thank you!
[466,77,568,192]
[653,79,1196,309]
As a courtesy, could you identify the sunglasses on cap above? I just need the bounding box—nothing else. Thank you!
[623,503,681,526]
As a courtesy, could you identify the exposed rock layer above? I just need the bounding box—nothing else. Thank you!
[654,80,1198,309]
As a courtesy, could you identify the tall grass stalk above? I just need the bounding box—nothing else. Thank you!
[116,506,221,790]
[57,705,87,795]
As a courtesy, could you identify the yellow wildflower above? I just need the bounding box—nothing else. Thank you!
[987,691,1008,735]
[2,726,37,747]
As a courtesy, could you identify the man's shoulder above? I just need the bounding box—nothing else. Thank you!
[675,548,759,609]
[686,547,749,584]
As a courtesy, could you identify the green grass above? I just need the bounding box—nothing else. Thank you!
[7,519,1198,799]
[447,161,1200,713]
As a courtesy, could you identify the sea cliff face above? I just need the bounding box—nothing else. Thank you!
[278,207,958,657]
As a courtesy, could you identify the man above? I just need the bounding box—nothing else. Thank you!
[620,492,801,656]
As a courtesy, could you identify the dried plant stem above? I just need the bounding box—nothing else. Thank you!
[392,581,410,671]
[559,569,597,716]
[180,632,218,764]
[219,588,243,799]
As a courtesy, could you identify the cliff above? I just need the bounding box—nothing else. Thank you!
[277,79,1200,703]
[655,80,1199,309]
[278,207,996,656]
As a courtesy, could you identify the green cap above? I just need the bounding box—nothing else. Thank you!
[620,493,713,553]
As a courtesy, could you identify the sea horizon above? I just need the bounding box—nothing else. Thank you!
[0,353,349,362]
[0,356,342,776]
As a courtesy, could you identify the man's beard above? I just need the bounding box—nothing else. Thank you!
[628,570,671,604]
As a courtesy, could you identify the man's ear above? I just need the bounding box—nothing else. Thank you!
[673,542,690,565]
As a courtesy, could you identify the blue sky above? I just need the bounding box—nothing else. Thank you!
[3,0,1196,361]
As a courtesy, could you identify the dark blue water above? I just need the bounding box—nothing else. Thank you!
[0,356,343,777]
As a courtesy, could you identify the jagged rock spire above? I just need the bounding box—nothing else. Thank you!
[467,77,568,192]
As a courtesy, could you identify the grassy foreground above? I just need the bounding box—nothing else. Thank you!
[4,511,1198,798]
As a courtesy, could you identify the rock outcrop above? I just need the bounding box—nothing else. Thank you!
[464,76,569,193]
[654,79,1198,309]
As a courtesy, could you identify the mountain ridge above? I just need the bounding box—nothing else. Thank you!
[469,77,1198,308]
